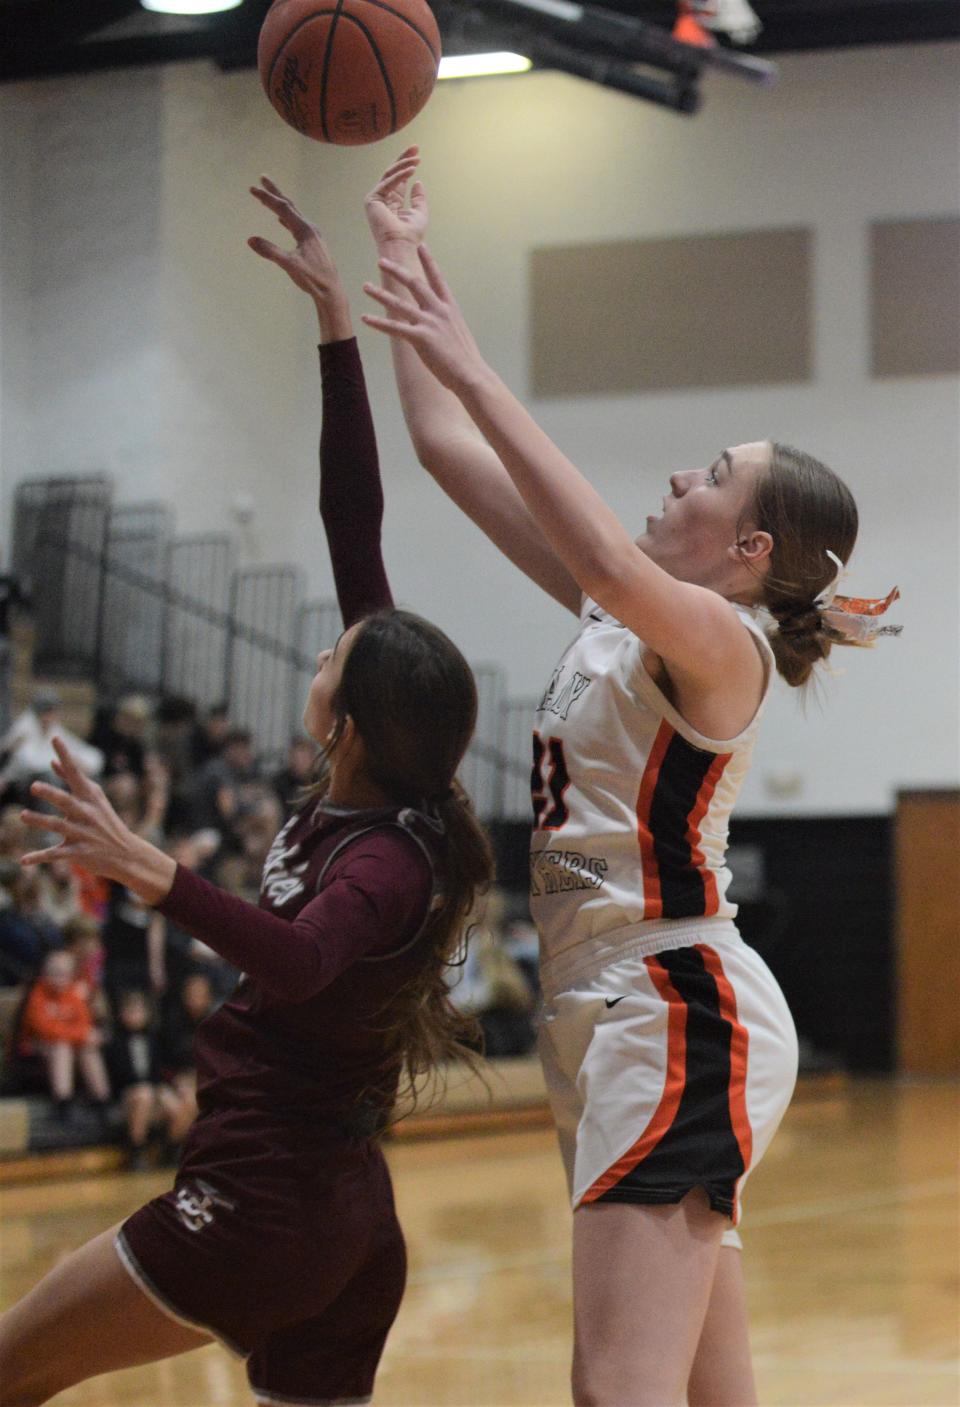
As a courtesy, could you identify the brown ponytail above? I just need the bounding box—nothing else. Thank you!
[746,443,859,688]
[314,609,496,1115]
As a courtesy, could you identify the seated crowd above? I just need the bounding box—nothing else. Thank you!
[0,689,539,1165]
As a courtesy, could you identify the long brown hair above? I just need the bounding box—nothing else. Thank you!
[317,609,494,1114]
[743,443,859,688]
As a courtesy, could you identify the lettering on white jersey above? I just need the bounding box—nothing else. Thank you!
[538,666,593,720]
[261,816,310,908]
[530,848,608,897]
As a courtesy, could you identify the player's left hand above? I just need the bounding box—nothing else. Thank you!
[19,736,140,883]
[248,177,352,340]
[362,245,486,395]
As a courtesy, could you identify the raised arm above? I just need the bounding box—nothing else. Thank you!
[362,242,762,697]
[365,151,580,616]
[248,178,392,628]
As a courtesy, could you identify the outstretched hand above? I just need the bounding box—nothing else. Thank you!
[362,245,486,395]
[248,176,352,342]
[364,147,429,249]
[19,737,174,903]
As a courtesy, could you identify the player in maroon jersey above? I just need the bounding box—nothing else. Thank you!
[0,182,493,1407]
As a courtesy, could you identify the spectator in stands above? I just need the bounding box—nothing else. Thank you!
[194,727,263,852]
[18,949,111,1122]
[0,806,30,861]
[153,695,199,833]
[160,970,215,1136]
[103,763,169,848]
[106,989,193,1171]
[102,883,166,1012]
[62,913,109,1029]
[0,689,104,803]
[88,695,152,781]
[38,854,83,930]
[450,892,537,1058]
[271,735,317,810]
[158,830,238,1003]
[0,864,62,985]
[189,702,231,769]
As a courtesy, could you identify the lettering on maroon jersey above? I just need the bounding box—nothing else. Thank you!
[530,848,608,896]
[261,815,311,908]
[538,666,592,720]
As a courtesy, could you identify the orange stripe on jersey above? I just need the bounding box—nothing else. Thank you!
[686,752,733,915]
[635,720,676,920]
[698,943,753,1223]
[580,955,688,1204]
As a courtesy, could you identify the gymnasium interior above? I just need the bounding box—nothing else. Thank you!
[0,2,957,1403]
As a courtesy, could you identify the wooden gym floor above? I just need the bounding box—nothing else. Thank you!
[1,1078,957,1407]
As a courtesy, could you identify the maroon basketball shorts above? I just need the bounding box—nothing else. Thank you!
[116,1125,406,1405]
[539,922,799,1247]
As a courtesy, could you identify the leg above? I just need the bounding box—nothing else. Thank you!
[40,1042,74,1101]
[571,1190,724,1407]
[76,1043,110,1103]
[124,1082,156,1148]
[687,1244,756,1407]
[157,1083,195,1145]
[0,1223,212,1407]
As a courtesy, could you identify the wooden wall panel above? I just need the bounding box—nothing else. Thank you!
[895,789,960,1074]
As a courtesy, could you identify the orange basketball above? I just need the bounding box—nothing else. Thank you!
[257,0,441,145]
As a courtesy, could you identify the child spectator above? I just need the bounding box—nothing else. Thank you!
[18,949,111,1121]
[106,989,193,1170]
[62,913,109,1028]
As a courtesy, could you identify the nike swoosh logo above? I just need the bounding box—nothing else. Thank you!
[589,611,603,622]
[605,996,627,1008]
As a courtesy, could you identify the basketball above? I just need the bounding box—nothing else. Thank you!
[257,0,441,145]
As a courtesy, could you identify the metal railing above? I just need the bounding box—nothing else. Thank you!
[14,477,536,819]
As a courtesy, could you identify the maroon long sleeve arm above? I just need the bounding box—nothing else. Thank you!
[319,338,394,628]
[155,830,432,1004]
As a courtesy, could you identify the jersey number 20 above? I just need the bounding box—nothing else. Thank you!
[532,732,570,830]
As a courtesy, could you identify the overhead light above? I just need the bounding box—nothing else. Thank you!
[141,0,243,14]
[438,52,532,79]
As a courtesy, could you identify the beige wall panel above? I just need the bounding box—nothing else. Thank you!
[530,228,812,397]
[871,216,960,377]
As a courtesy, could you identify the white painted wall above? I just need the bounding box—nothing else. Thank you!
[1,41,958,814]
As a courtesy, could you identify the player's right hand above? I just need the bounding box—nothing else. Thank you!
[364,147,429,250]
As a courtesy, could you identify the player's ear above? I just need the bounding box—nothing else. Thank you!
[731,529,773,569]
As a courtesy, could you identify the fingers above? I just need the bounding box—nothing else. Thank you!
[362,281,420,323]
[20,844,70,868]
[378,147,420,183]
[247,235,290,266]
[417,243,448,299]
[50,737,94,796]
[250,180,312,237]
[376,256,434,307]
[360,312,420,344]
[20,807,67,835]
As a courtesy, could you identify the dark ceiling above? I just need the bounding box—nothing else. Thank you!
[1,0,957,85]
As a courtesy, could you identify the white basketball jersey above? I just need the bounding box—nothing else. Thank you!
[530,596,774,972]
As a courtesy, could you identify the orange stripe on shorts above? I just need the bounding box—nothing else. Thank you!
[580,955,688,1204]
[698,944,752,1222]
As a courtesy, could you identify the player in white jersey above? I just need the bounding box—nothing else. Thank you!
[363,148,898,1407]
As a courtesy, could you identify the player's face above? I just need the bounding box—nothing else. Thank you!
[303,622,361,745]
[636,440,771,587]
